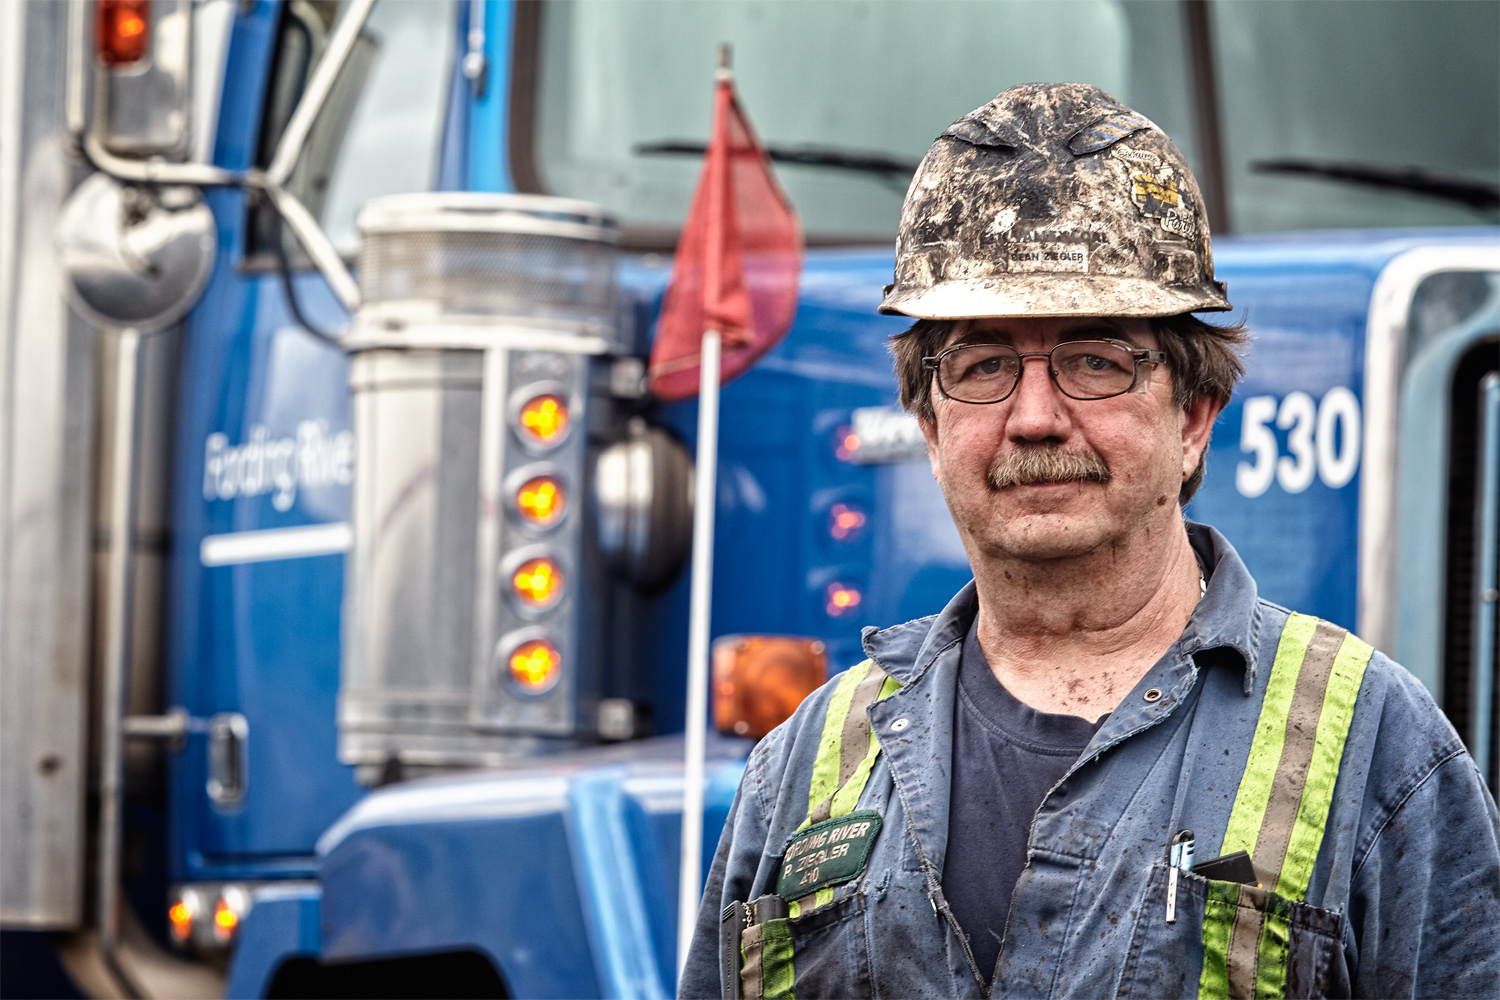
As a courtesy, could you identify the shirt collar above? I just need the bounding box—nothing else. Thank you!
[1179,520,1263,693]
[861,520,1262,694]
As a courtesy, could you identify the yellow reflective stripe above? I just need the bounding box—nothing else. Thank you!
[801,661,872,832]
[791,666,900,917]
[1200,612,1318,1000]
[760,919,796,1000]
[1254,905,1293,1000]
[827,675,902,819]
[1199,617,1375,1000]
[1199,879,1240,998]
[1273,631,1373,899]
[1220,613,1319,858]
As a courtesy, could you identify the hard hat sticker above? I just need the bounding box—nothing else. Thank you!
[1113,147,1161,167]
[1067,110,1154,155]
[1127,162,1196,239]
[940,115,1017,150]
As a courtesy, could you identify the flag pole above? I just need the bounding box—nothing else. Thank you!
[677,326,720,977]
[677,43,732,982]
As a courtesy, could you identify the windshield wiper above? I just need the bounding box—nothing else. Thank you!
[637,140,921,177]
[1253,159,1500,211]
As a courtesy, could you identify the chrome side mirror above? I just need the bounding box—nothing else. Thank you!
[55,172,216,332]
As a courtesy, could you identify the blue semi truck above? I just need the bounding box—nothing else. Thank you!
[1,1,1496,997]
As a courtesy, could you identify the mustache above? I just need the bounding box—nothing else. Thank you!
[987,444,1112,490]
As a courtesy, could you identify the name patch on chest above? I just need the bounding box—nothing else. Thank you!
[776,811,883,900]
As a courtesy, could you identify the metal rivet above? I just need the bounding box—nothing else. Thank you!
[1143,688,1163,703]
[890,718,909,732]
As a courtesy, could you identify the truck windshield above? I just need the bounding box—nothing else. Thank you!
[252,0,457,258]
[525,0,1499,241]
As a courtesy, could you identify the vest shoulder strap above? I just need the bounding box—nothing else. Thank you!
[802,658,902,829]
[1199,612,1375,999]
[786,659,901,917]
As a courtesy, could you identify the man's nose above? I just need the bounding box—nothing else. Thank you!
[1005,354,1072,440]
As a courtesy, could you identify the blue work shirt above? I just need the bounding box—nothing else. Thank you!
[945,618,1104,985]
[680,523,1500,999]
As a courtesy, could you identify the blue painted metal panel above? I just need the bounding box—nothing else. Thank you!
[294,744,744,999]
[567,770,671,999]
[321,813,585,996]
[224,885,322,1000]
[169,264,364,879]
[168,0,488,881]
[1187,263,1373,631]
[469,0,516,193]
[168,0,367,882]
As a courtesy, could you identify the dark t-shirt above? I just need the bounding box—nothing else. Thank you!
[942,621,1104,986]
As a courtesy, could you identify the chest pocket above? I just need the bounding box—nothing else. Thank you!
[739,659,900,1000]
[1118,863,1348,1000]
[1123,614,1371,1000]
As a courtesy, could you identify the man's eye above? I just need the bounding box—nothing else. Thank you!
[1081,354,1111,371]
[957,352,1014,380]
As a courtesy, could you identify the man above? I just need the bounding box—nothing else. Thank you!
[680,83,1500,999]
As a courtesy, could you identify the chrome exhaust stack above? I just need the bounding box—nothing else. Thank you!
[339,193,618,781]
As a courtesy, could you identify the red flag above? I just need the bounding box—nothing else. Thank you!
[648,71,804,401]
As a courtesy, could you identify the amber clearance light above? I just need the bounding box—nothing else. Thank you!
[211,885,249,945]
[516,476,566,526]
[518,394,570,445]
[824,582,862,617]
[168,898,194,944]
[829,503,867,541]
[833,425,861,462]
[96,0,150,66]
[509,638,561,690]
[511,556,563,607]
[713,635,828,739]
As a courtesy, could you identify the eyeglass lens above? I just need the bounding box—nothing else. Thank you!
[938,342,1140,402]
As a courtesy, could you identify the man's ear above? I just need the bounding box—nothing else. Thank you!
[1181,394,1224,483]
[918,414,942,481]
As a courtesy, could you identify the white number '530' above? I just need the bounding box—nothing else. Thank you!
[1235,388,1361,498]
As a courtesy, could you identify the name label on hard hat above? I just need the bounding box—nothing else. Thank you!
[1009,242,1089,273]
[777,811,883,899]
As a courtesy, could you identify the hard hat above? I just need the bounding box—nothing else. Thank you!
[880,82,1231,320]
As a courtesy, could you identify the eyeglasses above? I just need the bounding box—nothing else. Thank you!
[922,339,1166,404]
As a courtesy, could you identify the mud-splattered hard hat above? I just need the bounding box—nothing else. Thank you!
[879,82,1231,319]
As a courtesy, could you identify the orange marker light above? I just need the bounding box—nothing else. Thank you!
[212,900,238,943]
[712,635,828,740]
[511,557,563,607]
[824,582,863,617]
[829,503,867,541]
[510,639,561,690]
[833,426,861,462]
[518,394,570,445]
[168,901,193,943]
[96,0,150,66]
[516,476,566,526]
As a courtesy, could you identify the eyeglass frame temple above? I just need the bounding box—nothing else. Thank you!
[920,339,1168,403]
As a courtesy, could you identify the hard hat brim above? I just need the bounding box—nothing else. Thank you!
[879,275,1232,320]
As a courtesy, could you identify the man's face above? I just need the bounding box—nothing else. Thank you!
[918,316,1219,564]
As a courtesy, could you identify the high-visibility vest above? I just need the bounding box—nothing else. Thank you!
[1198,613,1374,1000]
[744,614,1374,1000]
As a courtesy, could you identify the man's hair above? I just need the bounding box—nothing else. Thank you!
[888,313,1250,503]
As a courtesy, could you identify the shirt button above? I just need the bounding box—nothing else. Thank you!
[890,718,909,732]
[1143,688,1163,703]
